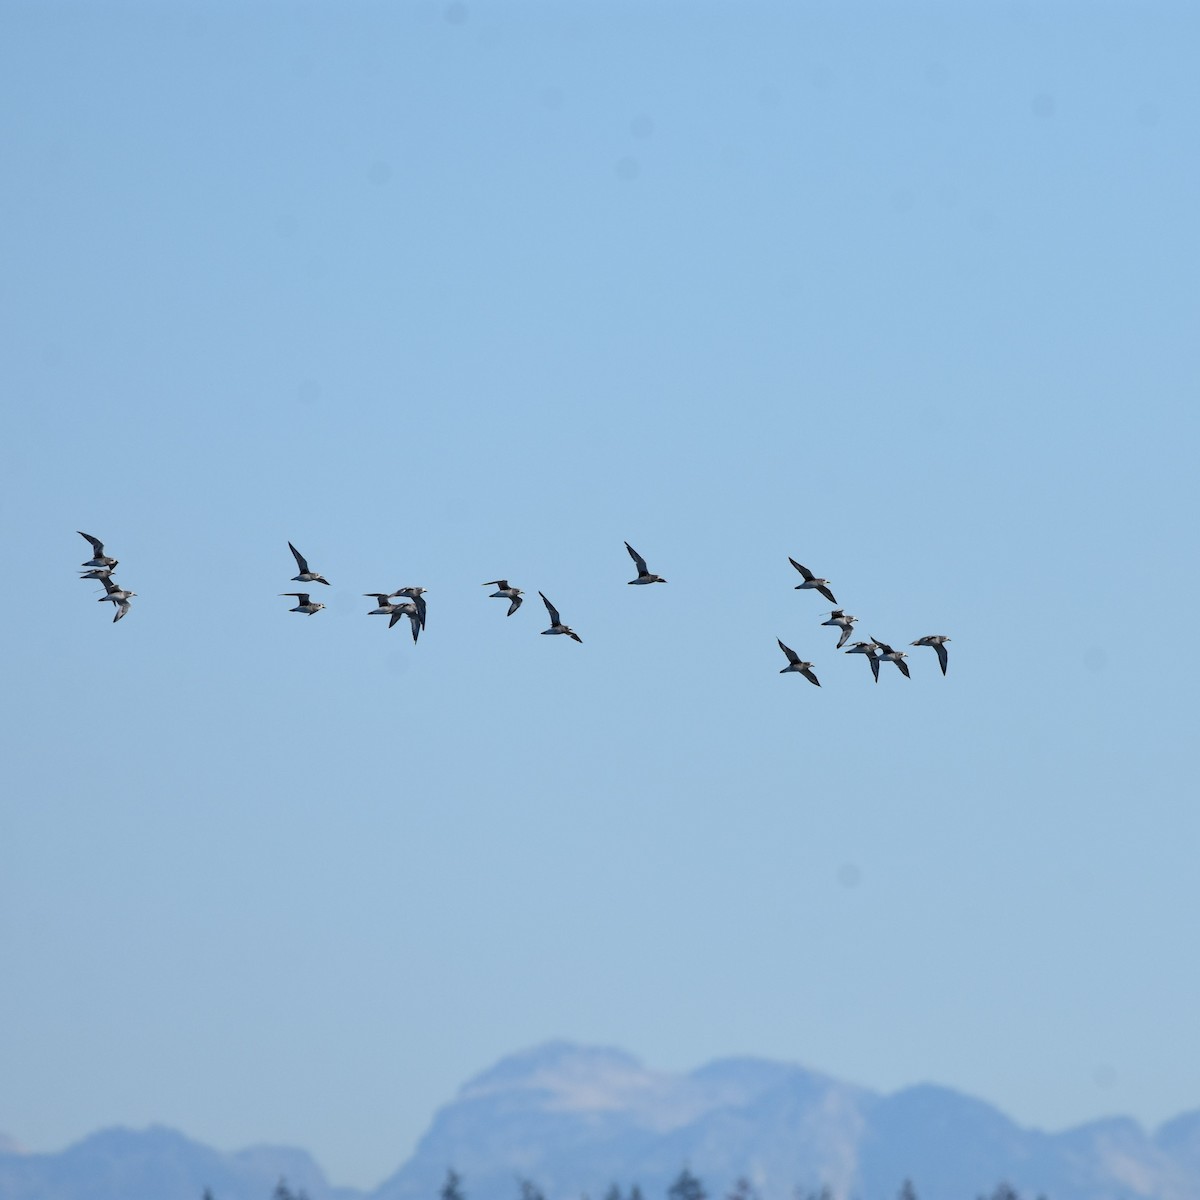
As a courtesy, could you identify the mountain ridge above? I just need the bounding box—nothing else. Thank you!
[4,1043,1200,1200]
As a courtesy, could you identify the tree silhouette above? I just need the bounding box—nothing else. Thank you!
[898,1181,919,1200]
[442,1169,467,1200]
[518,1178,546,1200]
[726,1178,759,1200]
[668,1168,706,1200]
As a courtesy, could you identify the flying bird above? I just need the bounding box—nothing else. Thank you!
[483,580,524,616]
[388,601,421,642]
[96,576,136,623]
[80,565,118,581]
[911,634,951,676]
[97,578,136,607]
[539,592,581,642]
[625,542,667,585]
[871,637,911,678]
[390,587,427,629]
[281,592,325,615]
[788,558,836,604]
[288,542,330,586]
[364,593,400,616]
[776,639,821,686]
[78,531,117,568]
[845,641,882,683]
[821,610,858,649]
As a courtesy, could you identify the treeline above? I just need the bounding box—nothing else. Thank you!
[236,1167,1048,1200]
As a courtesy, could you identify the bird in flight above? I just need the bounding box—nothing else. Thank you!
[98,577,136,623]
[911,634,951,675]
[821,609,858,649]
[78,531,118,569]
[483,580,524,616]
[776,639,820,686]
[871,637,911,678]
[788,558,836,604]
[845,641,882,683]
[388,601,422,642]
[288,542,330,586]
[625,542,667,585]
[390,587,427,630]
[539,592,581,642]
[281,592,325,615]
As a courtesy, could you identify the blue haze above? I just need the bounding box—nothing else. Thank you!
[1,1,1198,1190]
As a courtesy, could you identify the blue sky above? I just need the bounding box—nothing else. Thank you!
[2,0,1198,1190]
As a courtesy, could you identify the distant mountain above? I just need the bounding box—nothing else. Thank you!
[373,1042,1200,1200]
[5,1043,1200,1200]
[0,1125,362,1200]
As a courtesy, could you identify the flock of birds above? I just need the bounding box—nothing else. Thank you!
[77,532,137,622]
[77,533,951,683]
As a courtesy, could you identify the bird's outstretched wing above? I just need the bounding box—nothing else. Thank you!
[507,595,523,616]
[777,638,800,664]
[801,667,821,687]
[288,542,310,573]
[78,531,105,554]
[625,542,649,575]
[897,658,911,679]
[816,583,837,604]
[936,643,949,675]
[788,557,814,581]
[539,592,561,625]
[483,579,509,588]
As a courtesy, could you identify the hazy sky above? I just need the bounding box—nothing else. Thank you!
[2,0,1198,1190]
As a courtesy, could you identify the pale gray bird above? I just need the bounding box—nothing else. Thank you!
[288,542,330,586]
[483,580,524,616]
[539,592,581,642]
[78,531,118,569]
[97,578,136,607]
[821,610,858,649]
[625,542,667,585]
[364,593,401,617]
[281,592,325,615]
[845,641,882,683]
[911,634,951,676]
[871,637,911,678]
[776,639,820,686]
[788,558,836,604]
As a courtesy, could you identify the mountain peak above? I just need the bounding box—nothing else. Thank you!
[460,1041,651,1107]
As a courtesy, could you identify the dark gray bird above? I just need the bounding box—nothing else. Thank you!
[281,592,325,615]
[788,558,836,604]
[388,601,421,642]
[871,637,911,678]
[483,580,524,616]
[539,592,581,642]
[78,531,117,569]
[776,639,820,686]
[288,542,330,586]
[911,635,951,676]
[390,587,427,629]
[625,542,666,585]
